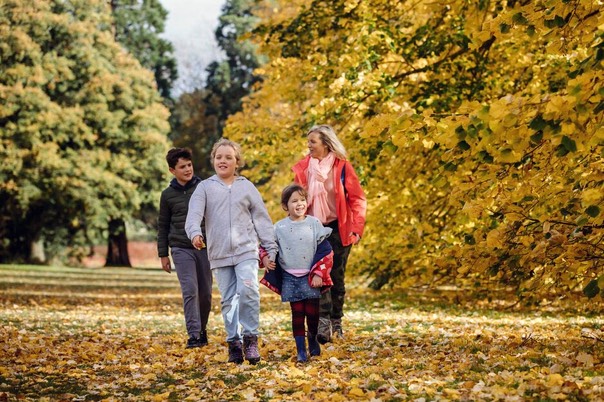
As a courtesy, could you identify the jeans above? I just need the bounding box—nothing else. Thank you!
[171,247,213,337]
[213,259,260,342]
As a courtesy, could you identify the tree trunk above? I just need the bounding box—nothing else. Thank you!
[30,238,46,264]
[105,218,131,267]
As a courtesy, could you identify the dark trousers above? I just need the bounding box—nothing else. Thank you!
[320,221,352,319]
[171,247,213,337]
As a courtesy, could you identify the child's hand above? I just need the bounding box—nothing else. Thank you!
[262,256,276,270]
[160,256,171,273]
[311,274,323,288]
[192,235,205,250]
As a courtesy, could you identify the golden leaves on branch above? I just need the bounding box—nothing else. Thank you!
[223,0,604,298]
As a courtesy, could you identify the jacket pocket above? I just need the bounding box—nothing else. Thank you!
[232,223,257,255]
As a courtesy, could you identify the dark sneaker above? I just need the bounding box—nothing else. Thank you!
[228,340,244,364]
[331,318,343,338]
[199,330,208,346]
[316,317,332,344]
[243,335,261,364]
[186,336,204,349]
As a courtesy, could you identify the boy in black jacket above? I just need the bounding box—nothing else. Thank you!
[157,148,212,348]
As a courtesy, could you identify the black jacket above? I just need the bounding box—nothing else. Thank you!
[157,176,203,257]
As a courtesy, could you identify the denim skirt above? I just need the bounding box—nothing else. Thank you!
[281,271,321,302]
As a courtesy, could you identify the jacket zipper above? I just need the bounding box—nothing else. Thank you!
[228,183,233,254]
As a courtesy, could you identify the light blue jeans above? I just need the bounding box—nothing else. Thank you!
[213,259,260,342]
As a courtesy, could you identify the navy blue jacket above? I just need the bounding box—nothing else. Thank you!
[260,239,334,295]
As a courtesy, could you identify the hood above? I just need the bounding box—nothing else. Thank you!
[169,175,202,191]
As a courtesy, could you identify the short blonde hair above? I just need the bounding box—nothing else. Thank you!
[210,138,245,170]
[306,124,347,159]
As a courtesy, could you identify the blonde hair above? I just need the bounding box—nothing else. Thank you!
[210,138,245,170]
[306,124,347,159]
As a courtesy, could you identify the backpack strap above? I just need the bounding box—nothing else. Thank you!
[340,163,347,198]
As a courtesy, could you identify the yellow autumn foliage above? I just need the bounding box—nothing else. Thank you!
[0,0,171,262]
[225,0,603,298]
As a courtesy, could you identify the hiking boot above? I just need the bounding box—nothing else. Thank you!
[294,336,307,362]
[243,335,261,364]
[227,340,244,364]
[316,317,332,344]
[331,318,343,338]
[186,335,204,349]
[199,329,208,346]
[307,334,321,356]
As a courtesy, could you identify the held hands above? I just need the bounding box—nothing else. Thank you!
[192,235,206,250]
[160,256,171,273]
[311,274,323,288]
[262,255,276,270]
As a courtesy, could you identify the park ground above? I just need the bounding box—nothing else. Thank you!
[1,262,603,401]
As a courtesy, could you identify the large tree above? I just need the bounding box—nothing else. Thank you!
[225,0,603,300]
[111,0,177,100]
[205,0,264,125]
[0,0,171,264]
[107,0,177,266]
[170,89,219,178]
[172,0,265,177]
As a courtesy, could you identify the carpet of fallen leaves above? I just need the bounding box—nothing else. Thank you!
[1,265,603,401]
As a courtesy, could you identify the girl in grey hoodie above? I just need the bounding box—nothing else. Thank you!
[185,138,277,364]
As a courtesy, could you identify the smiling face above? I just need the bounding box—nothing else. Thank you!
[307,131,330,160]
[213,145,238,181]
[169,157,193,186]
[284,190,308,221]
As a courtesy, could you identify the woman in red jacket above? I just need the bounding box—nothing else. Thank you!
[292,124,367,343]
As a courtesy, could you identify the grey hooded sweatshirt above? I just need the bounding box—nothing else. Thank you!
[185,175,278,269]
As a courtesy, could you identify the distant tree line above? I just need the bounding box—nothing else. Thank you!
[0,0,260,266]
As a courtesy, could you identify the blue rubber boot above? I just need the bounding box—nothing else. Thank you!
[294,336,308,362]
[308,334,321,356]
